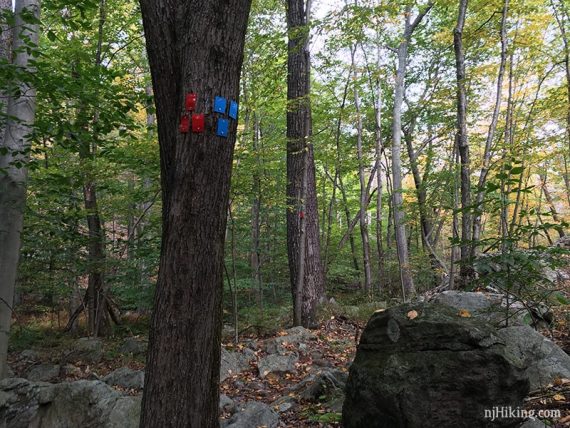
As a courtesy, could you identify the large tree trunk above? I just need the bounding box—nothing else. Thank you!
[0,0,39,379]
[138,0,251,426]
[453,0,474,286]
[286,0,325,328]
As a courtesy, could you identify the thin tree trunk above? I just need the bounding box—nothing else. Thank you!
[80,0,109,337]
[472,0,509,250]
[251,114,263,308]
[449,146,461,289]
[138,0,251,425]
[287,0,325,328]
[373,48,386,292]
[453,0,473,286]
[0,0,39,379]
[354,76,372,291]
[540,172,565,238]
[391,3,433,297]
[552,0,570,200]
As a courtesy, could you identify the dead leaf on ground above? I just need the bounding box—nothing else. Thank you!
[407,310,419,320]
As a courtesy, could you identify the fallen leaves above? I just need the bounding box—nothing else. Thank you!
[406,310,419,320]
[457,309,471,318]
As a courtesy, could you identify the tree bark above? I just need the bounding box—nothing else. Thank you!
[453,0,474,286]
[391,3,433,298]
[138,0,251,426]
[251,113,263,307]
[354,76,372,291]
[472,0,509,249]
[286,0,325,328]
[0,0,39,379]
[372,47,386,291]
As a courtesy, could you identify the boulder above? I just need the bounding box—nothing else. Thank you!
[19,350,39,361]
[497,325,570,390]
[69,337,104,363]
[431,291,552,327]
[257,354,297,378]
[222,401,279,428]
[0,378,140,427]
[118,337,147,356]
[262,326,316,355]
[291,368,347,402]
[220,348,254,382]
[25,364,60,382]
[271,395,296,413]
[219,394,236,414]
[103,367,144,390]
[343,303,530,428]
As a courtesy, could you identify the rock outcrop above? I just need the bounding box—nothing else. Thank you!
[343,303,531,428]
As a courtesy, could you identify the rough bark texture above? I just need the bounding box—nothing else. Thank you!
[0,0,39,379]
[286,0,325,328]
[138,0,251,426]
[453,0,474,286]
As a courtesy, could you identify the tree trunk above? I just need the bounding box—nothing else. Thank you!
[286,0,325,328]
[391,4,432,298]
[392,31,413,298]
[540,172,565,238]
[372,48,386,291]
[472,0,509,249]
[0,0,39,379]
[251,114,263,307]
[80,0,109,337]
[551,0,570,210]
[453,0,473,286]
[138,0,251,426]
[354,78,372,291]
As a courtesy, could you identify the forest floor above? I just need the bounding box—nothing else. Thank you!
[5,275,570,427]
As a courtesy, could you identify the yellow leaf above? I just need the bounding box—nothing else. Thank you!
[458,309,471,318]
[407,310,419,320]
[553,394,565,401]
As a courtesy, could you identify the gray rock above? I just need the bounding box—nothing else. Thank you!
[431,291,552,327]
[497,325,570,390]
[518,419,548,428]
[103,367,145,390]
[118,337,147,356]
[19,350,39,361]
[219,394,236,414]
[220,348,254,382]
[271,396,296,413]
[70,337,104,363]
[224,401,279,428]
[61,364,82,378]
[262,326,317,355]
[343,303,530,428]
[258,354,298,378]
[26,364,60,382]
[0,378,140,427]
[106,396,141,428]
[292,368,347,402]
